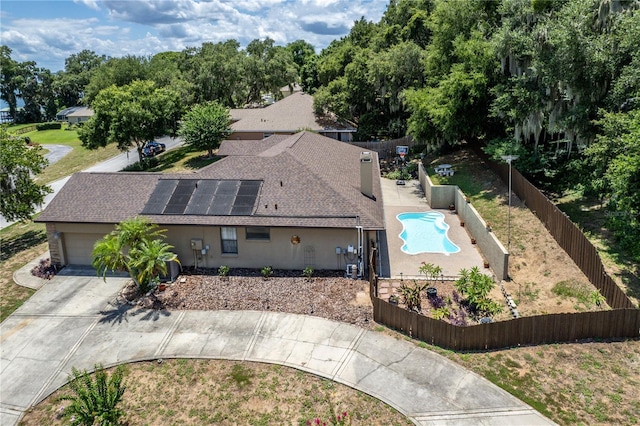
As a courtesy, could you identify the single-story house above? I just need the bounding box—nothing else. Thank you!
[56,106,93,123]
[230,92,356,142]
[36,132,384,275]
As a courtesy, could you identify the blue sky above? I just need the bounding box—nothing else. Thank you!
[1,0,388,72]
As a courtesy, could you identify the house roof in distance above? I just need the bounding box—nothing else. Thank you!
[230,92,354,133]
[66,106,94,118]
[37,132,384,230]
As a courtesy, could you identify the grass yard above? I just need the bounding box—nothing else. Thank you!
[555,190,640,305]
[20,359,412,426]
[146,144,219,173]
[0,220,45,322]
[9,123,121,185]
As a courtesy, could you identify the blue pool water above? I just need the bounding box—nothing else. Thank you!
[397,212,460,255]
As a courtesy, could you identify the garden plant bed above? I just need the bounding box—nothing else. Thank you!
[123,267,375,329]
[380,278,513,323]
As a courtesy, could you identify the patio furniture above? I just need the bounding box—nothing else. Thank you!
[434,164,455,177]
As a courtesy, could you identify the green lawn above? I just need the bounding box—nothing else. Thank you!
[0,219,45,322]
[125,144,219,173]
[10,123,121,185]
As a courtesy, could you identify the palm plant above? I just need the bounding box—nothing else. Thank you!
[58,364,126,426]
[129,239,180,292]
[114,216,165,250]
[92,217,179,293]
[92,234,127,280]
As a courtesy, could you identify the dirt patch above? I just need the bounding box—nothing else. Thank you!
[428,150,609,316]
[20,359,412,426]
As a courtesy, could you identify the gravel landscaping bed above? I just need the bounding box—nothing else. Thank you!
[121,268,375,329]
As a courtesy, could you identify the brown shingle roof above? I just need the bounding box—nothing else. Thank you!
[37,132,384,230]
[229,92,353,133]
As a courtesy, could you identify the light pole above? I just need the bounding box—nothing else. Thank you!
[501,155,519,253]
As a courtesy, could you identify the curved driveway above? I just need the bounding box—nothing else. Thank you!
[0,267,554,426]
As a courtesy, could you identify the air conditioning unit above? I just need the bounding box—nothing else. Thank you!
[346,264,357,279]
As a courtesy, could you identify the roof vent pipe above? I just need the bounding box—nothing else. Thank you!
[360,151,373,198]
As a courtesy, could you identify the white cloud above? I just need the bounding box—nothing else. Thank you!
[1,0,388,71]
[73,0,101,11]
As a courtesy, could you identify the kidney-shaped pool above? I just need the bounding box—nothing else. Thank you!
[397,211,460,255]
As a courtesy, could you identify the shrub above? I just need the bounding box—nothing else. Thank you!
[218,265,230,277]
[57,364,126,426]
[31,258,57,280]
[398,280,427,312]
[121,157,159,171]
[261,266,273,279]
[36,122,62,131]
[455,267,502,317]
[302,267,314,280]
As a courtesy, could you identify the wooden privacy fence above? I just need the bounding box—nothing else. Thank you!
[473,149,635,310]
[369,268,640,351]
[350,136,417,160]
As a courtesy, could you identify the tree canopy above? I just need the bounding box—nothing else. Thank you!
[79,80,182,162]
[0,126,52,221]
[178,101,232,158]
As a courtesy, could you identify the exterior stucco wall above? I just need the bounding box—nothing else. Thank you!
[48,222,377,273]
[418,162,508,280]
[165,225,369,271]
[418,163,455,208]
[454,189,509,280]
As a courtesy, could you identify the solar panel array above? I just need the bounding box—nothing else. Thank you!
[142,179,261,216]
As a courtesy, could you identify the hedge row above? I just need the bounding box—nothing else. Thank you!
[36,122,62,131]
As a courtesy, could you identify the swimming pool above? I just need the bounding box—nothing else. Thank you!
[397,211,460,255]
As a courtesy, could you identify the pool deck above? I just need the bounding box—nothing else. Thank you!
[379,179,486,279]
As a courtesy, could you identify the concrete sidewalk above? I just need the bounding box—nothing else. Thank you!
[1,264,555,425]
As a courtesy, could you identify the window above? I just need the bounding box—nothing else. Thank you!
[221,227,238,254]
[246,227,270,241]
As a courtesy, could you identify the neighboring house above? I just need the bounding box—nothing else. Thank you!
[55,106,94,124]
[279,83,302,98]
[66,107,94,124]
[36,132,384,276]
[229,92,356,142]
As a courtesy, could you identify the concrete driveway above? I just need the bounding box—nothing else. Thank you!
[1,268,554,425]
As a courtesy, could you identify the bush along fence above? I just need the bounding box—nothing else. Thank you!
[473,148,636,311]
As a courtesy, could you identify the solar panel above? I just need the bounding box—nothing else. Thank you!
[231,205,254,215]
[208,195,234,215]
[141,180,178,214]
[238,181,261,196]
[142,179,261,217]
[217,180,239,195]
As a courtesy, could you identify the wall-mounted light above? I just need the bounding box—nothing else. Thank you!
[53,232,60,240]
[290,235,301,245]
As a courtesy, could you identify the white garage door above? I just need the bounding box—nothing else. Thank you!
[64,233,105,265]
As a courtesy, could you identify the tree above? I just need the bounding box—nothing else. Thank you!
[84,55,149,104]
[92,217,179,292]
[80,80,181,163]
[53,50,106,107]
[243,38,298,104]
[178,101,232,158]
[0,127,52,221]
[0,46,20,121]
